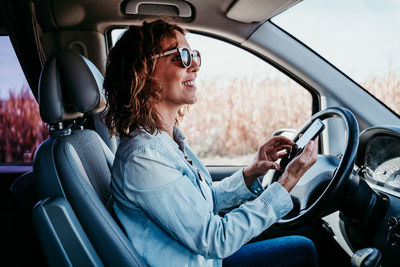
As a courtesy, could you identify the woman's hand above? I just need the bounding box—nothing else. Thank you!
[243,136,294,188]
[278,138,319,192]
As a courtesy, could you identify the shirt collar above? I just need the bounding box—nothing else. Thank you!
[129,126,186,152]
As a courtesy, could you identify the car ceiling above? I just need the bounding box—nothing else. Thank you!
[1,0,301,98]
[34,0,299,37]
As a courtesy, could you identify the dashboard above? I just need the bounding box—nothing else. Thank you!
[357,126,400,195]
[345,126,400,266]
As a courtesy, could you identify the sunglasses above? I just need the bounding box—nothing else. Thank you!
[154,47,201,68]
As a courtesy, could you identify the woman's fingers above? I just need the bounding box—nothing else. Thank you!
[312,137,319,154]
[277,150,287,159]
[301,137,318,164]
[260,142,292,155]
[278,139,319,192]
[288,138,318,173]
[255,160,280,172]
[247,135,311,180]
[262,136,294,147]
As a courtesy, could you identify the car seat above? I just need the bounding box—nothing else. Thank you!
[32,48,145,266]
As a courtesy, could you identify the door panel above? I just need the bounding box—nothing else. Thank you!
[207,166,242,181]
[1,165,45,265]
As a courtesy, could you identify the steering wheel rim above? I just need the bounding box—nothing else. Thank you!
[276,106,359,228]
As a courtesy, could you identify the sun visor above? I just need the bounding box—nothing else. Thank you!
[123,0,192,18]
[226,0,302,23]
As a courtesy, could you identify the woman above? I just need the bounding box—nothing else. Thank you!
[104,19,318,266]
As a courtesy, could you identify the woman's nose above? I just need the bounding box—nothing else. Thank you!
[189,58,200,73]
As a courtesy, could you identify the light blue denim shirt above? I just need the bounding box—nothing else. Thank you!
[111,126,293,267]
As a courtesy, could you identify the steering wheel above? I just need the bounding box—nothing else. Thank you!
[274,107,359,228]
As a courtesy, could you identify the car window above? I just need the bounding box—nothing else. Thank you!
[180,34,313,165]
[0,36,48,163]
[110,31,312,166]
[272,0,400,115]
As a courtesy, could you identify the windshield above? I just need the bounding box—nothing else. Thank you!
[273,0,400,114]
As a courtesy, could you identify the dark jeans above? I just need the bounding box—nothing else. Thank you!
[223,235,318,267]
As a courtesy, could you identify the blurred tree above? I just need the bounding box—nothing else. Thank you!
[0,87,48,162]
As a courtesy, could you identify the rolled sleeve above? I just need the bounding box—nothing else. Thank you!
[258,182,293,220]
[212,169,254,211]
[212,169,271,211]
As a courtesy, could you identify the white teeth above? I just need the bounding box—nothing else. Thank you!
[182,80,195,86]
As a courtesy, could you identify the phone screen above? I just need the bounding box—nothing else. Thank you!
[295,119,325,150]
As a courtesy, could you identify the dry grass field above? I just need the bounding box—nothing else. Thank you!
[180,75,311,164]
[361,66,400,115]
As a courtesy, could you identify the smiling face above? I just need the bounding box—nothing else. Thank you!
[152,31,200,113]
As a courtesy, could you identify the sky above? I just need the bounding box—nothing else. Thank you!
[0,37,29,99]
[272,0,400,81]
[1,0,400,99]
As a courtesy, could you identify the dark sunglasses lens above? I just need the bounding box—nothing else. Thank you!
[180,49,190,67]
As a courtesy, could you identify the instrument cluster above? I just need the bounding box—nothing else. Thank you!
[359,128,400,193]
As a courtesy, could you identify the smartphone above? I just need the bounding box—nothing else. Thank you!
[279,118,325,171]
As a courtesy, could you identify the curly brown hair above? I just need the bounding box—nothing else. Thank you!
[103,19,185,137]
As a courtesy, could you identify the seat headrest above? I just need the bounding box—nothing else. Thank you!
[38,48,106,124]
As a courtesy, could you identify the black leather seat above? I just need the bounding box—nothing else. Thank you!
[33,48,145,266]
